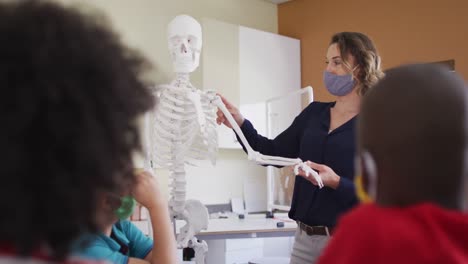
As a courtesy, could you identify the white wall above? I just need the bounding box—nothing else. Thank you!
[57,0,278,204]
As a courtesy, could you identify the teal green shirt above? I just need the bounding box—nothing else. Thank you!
[75,220,153,264]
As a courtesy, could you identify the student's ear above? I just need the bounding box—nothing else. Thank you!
[463,152,468,211]
[94,192,117,228]
[103,197,113,212]
[354,154,372,203]
[361,151,378,201]
[97,192,118,213]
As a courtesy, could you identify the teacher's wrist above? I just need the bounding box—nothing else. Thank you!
[328,174,340,189]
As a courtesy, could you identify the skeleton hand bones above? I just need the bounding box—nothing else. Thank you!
[214,94,324,188]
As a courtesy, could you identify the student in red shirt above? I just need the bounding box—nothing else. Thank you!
[317,64,468,264]
[0,1,175,263]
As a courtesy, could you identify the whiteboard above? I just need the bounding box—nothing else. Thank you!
[266,87,313,211]
[239,26,301,105]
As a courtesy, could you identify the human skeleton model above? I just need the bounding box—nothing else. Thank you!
[146,15,323,264]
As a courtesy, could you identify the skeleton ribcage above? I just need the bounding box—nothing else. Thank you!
[151,87,218,167]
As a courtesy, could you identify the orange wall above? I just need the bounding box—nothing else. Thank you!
[279,0,468,101]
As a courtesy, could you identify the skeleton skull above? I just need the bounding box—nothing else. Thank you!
[167,15,202,73]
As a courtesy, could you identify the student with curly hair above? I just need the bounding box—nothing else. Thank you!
[0,1,176,263]
[75,169,174,264]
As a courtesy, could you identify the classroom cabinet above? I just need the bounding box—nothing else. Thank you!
[206,238,263,264]
[205,237,293,264]
[132,220,294,264]
[201,18,301,149]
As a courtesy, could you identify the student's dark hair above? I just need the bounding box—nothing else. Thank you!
[0,0,154,259]
[359,64,467,209]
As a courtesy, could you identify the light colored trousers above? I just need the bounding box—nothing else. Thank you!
[289,226,330,264]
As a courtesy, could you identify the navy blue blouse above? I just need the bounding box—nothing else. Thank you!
[237,102,358,227]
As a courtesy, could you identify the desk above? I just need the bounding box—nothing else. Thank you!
[176,216,296,263]
[135,217,296,263]
[188,217,296,240]
[137,215,297,239]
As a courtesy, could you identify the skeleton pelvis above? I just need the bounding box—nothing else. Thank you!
[183,199,209,232]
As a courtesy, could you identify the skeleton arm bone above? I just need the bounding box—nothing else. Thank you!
[213,96,323,188]
[186,90,206,133]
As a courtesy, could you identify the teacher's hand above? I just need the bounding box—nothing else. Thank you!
[216,93,245,128]
[298,161,340,189]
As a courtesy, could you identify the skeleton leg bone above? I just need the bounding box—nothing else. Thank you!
[190,238,208,264]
